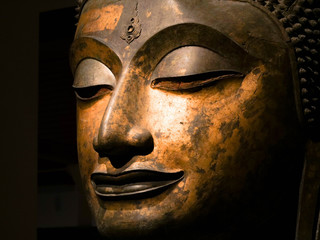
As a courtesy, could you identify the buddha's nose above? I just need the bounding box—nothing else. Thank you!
[93,76,154,168]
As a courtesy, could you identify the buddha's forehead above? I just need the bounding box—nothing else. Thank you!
[75,0,287,62]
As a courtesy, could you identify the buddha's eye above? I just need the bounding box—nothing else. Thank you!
[73,85,113,100]
[72,58,116,101]
[150,46,245,92]
[151,70,244,91]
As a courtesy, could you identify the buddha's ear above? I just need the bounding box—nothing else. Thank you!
[295,140,320,240]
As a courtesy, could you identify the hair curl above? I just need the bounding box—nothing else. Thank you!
[251,0,320,139]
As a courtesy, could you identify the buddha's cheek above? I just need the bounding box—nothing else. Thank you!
[76,94,112,214]
[142,68,265,209]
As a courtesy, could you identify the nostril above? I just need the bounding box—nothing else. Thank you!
[92,126,154,167]
[127,126,154,150]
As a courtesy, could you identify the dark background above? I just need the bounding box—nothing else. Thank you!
[0,1,97,239]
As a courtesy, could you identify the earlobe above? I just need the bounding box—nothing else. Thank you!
[296,140,320,240]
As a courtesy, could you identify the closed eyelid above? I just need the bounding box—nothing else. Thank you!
[150,46,242,81]
[151,70,245,91]
[72,58,116,101]
[152,70,244,82]
[73,58,117,88]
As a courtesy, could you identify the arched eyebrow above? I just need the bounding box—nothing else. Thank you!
[130,23,257,79]
[69,37,122,79]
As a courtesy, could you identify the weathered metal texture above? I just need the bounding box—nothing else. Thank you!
[120,3,141,44]
[69,0,320,239]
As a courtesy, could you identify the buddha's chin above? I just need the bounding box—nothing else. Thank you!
[94,206,176,237]
[91,200,210,240]
[97,223,164,240]
[95,213,184,240]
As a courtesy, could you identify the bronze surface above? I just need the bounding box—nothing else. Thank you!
[70,0,320,239]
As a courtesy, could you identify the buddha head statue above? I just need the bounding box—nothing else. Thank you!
[69,0,320,239]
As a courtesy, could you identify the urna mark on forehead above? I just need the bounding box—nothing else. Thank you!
[75,0,288,60]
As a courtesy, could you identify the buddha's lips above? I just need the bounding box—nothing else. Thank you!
[91,170,184,198]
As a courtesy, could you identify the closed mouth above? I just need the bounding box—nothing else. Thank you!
[91,170,184,199]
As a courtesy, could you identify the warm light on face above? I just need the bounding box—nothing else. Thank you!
[70,0,305,239]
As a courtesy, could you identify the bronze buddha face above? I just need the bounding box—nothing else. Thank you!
[70,0,319,239]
